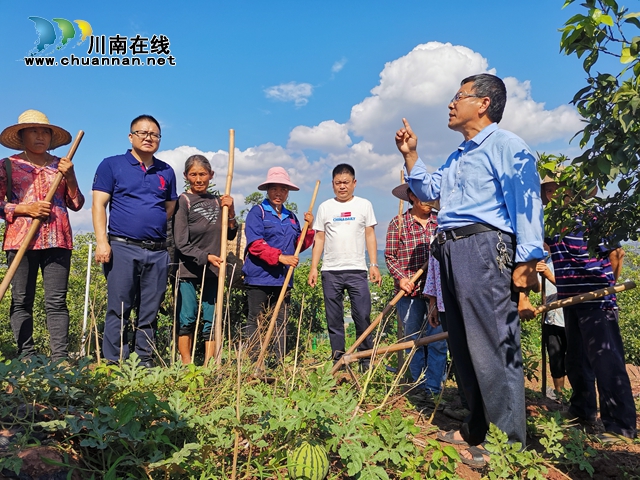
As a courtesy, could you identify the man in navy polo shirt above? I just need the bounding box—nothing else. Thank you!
[92,114,178,366]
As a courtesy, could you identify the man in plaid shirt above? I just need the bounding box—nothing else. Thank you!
[385,183,447,411]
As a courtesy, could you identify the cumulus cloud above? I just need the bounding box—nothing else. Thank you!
[332,57,347,73]
[155,144,324,208]
[69,207,94,235]
[287,120,352,152]
[264,82,313,107]
[500,78,583,146]
[345,41,581,164]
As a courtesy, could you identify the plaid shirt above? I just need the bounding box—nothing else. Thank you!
[385,209,438,297]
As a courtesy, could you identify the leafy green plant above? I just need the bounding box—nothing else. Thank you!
[483,423,548,480]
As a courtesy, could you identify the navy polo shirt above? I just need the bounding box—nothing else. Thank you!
[92,150,178,241]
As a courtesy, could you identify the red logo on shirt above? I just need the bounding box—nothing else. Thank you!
[158,175,166,190]
[340,212,351,217]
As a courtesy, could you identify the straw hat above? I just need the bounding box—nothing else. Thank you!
[257,167,299,191]
[391,183,440,210]
[0,110,71,150]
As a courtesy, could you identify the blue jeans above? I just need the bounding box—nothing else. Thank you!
[177,277,217,336]
[396,296,447,395]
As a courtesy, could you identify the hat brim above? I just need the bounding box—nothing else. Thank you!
[0,123,72,151]
[391,184,412,202]
[257,181,300,192]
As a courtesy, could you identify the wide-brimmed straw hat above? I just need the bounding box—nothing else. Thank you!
[257,167,299,191]
[391,183,440,210]
[0,110,71,150]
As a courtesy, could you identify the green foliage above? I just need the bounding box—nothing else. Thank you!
[483,423,548,480]
[552,0,640,246]
[0,354,452,479]
[530,410,598,476]
[617,247,640,364]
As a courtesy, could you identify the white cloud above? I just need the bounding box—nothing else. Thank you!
[346,41,581,164]
[69,207,94,235]
[332,57,347,73]
[264,82,313,107]
[500,77,583,146]
[287,120,352,152]
[156,143,324,208]
[78,42,583,241]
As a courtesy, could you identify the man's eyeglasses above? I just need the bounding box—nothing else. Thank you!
[450,92,484,104]
[131,130,162,140]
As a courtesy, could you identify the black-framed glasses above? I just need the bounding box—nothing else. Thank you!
[450,92,484,104]
[131,130,161,140]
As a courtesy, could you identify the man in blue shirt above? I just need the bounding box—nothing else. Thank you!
[92,114,178,367]
[396,74,544,461]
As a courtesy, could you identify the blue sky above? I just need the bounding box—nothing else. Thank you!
[0,1,595,243]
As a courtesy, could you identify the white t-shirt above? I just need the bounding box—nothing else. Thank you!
[313,196,377,271]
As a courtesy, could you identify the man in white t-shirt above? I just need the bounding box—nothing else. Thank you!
[308,164,382,367]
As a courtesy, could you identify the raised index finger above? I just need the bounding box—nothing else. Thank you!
[402,118,414,135]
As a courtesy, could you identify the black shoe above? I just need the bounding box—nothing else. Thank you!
[140,360,155,369]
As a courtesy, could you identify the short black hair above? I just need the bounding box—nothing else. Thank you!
[460,74,507,123]
[332,163,355,179]
[130,114,161,133]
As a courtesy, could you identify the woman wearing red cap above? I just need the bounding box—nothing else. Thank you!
[242,167,314,363]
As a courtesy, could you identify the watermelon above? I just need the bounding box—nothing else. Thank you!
[287,440,330,480]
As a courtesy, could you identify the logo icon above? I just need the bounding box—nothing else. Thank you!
[24,17,175,67]
[28,17,92,55]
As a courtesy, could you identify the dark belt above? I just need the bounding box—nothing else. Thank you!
[109,235,167,251]
[436,223,508,244]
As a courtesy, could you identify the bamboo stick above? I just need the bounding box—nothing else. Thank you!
[81,242,92,356]
[395,170,406,379]
[254,180,320,374]
[213,129,235,364]
[533,281,635,315]
[0,131,84,302]
[336,281,636,372]
[331,259,429,374]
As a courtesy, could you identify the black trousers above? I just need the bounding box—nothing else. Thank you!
[245,285,289,360]
[438,230,526,446]
[564,307,636,438]
[8,248,72,361]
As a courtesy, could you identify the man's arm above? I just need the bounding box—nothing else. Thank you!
[609,247,625,281]
[308,231,325,287]
[365,225,382,286]
[92,190,112,264]
[165,200,176,219]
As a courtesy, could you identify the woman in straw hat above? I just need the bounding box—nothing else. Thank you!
[242,167,314,363]
[0,110,84,361]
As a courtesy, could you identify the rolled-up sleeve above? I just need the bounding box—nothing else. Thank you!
[498,139,544,263]
[405,158,442,203]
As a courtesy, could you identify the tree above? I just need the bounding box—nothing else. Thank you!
[239,191,265,220]
[545,0,640,246]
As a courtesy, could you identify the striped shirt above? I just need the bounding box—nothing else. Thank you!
[546,230,618,310]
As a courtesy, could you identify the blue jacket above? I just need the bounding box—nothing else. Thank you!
[243,200,301,287]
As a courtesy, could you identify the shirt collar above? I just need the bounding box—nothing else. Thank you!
[262,199,291,220]
[457,122,499,151]
[126,149,156,170]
